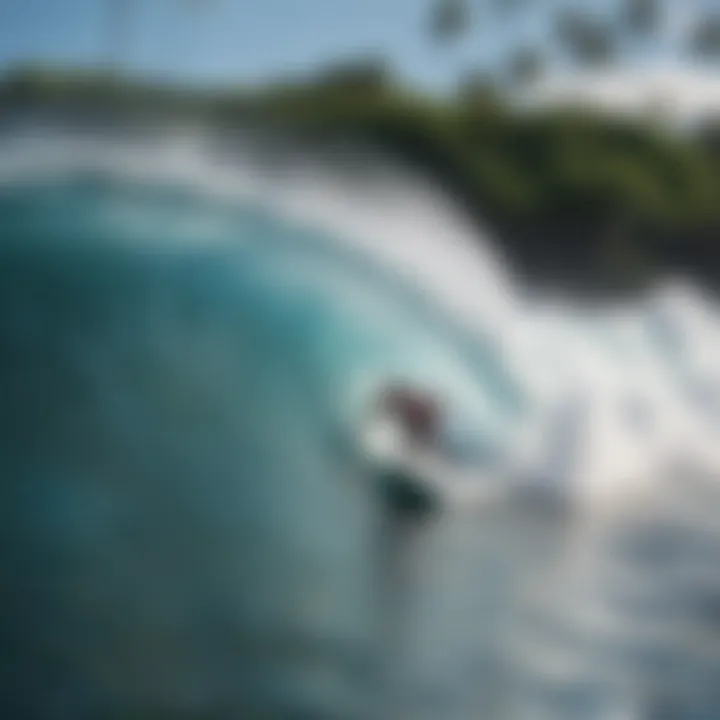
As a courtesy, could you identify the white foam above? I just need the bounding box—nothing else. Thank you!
[3,122,720,513]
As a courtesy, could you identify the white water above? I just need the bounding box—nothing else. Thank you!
[5,121,720,512]
[4,121,720,719]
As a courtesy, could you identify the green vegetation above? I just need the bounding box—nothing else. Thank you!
[3,62,720,293]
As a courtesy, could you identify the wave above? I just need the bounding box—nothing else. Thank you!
[3,120,720,510]
[2,120,720,718]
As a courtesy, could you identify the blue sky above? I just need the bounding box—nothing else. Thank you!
[0,0,550,91]
[0,0,709,93]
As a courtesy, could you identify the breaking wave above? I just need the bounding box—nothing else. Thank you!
[2,121,720,718]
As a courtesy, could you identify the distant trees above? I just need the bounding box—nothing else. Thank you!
[313,59,392,97]
[429,0,720,91]
[8,0,720,291]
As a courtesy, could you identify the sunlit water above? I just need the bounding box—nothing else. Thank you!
[2,124,720,719]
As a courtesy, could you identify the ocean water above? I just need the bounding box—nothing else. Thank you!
[2,125,720,719]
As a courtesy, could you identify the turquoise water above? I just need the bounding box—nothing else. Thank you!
[3,158,720,719]
[0,176,525,718]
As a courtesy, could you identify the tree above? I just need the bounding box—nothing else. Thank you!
[428,0,720,91]
[314,59,391,96]
[430,0,472,43]
[689,16,720,61]
[555,9,616,68]
[457,69,501,107]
